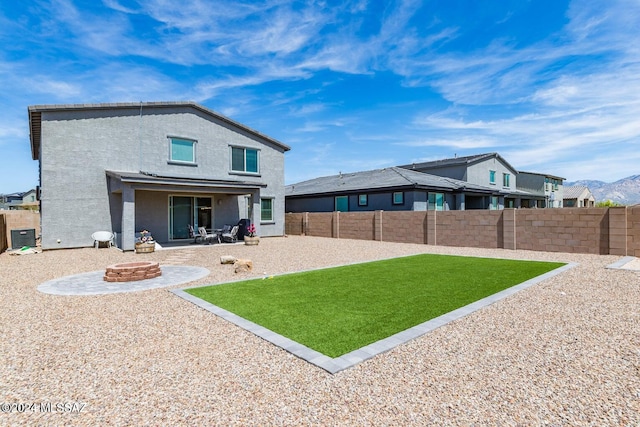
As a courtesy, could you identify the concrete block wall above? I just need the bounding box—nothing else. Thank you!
[502,209,516,250]
[285,207,640,256]
[336,212,376,241]
[381,211,428,244]
[628,206,640,256]
[515,208,608,254]
[306,213,333,238]
[285,212,304,236]
[435,210,504,249]
[608,207,628,256]
[0,214,5,253]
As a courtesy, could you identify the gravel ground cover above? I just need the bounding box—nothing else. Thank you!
[0,236,638,426]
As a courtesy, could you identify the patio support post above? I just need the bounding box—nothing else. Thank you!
[251,189,261,236]
[121,185,136,251]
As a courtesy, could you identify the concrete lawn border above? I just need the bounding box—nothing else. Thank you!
[605,256,639,270]
[172,262,578,374]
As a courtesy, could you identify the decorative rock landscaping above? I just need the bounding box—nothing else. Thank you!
[103,261,162,282]
[3,237,638,425]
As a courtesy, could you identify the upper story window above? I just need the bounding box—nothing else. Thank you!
[489,170,496,184]
[503,173,510,187]
[169,137,196,164]
[231,146,259,174]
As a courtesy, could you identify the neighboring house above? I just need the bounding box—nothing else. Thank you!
[398,153,542,209]
[518,171,565,208]
[563,186,595,207]
[29,102,290,250]
[1,189,38,211]
[16,189,39,211]
[285,167,500,212]
[0,192,22,210]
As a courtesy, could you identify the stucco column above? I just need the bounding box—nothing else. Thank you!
[121,185,136,251]
[251,189,261,236]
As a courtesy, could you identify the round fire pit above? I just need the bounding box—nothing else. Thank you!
[104,261,162,282]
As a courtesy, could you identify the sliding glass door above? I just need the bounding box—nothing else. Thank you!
[169,196,212,240]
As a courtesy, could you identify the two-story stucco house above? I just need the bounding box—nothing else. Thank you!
[398,153,542,209]
[29,102,290,250]
[517,171,565,208]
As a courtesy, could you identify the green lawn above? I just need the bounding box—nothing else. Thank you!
[187,254,565,357]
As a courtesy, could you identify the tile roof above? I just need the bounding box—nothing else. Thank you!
[397,152,518,174]
[563,185,591,199]
[286,167,496,197]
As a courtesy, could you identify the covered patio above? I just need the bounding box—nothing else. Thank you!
[106,171,265,250]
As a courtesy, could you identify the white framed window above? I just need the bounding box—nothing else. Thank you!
[231,146,259,174]
[392,192,404,205]
[260,198,273,222]
[489,170,496,184]
[169,137,196,164]
[502,173,510,187]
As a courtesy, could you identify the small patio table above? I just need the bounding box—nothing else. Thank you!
[205,229,223,244]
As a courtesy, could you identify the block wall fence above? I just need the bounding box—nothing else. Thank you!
[0,211,41,253]
[285,207,640,256]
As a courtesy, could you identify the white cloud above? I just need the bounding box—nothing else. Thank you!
[397,136,497,150]
[31,79,83,98]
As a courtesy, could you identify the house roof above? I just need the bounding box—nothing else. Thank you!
[286,167,499,197]
[563,185,592,199]
[106,170,267,194]
[519,171,566,180]
[28,101,291,160]
[398,152,519,175]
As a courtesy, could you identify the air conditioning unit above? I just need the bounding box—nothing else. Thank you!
[10,229,36,249]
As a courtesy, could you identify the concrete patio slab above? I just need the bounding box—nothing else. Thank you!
[38,265,210,296]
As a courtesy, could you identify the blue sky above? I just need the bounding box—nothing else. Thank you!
[1,0,639,194]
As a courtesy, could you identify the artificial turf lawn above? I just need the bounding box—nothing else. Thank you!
[186,254,565,358]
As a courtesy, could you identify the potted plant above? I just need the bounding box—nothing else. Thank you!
[244,224,259,246]
[135,230,155,253]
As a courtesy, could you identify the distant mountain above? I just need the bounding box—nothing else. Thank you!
[566,175,640,205]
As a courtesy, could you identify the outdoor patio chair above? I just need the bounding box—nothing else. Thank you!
[198,226,219,244]
[91,231,115,249]
[221,225,239,243]
[188,225,201,244]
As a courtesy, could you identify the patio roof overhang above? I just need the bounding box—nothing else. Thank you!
[106,170,267,195]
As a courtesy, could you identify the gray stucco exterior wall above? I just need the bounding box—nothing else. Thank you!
[35,104,288,250]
